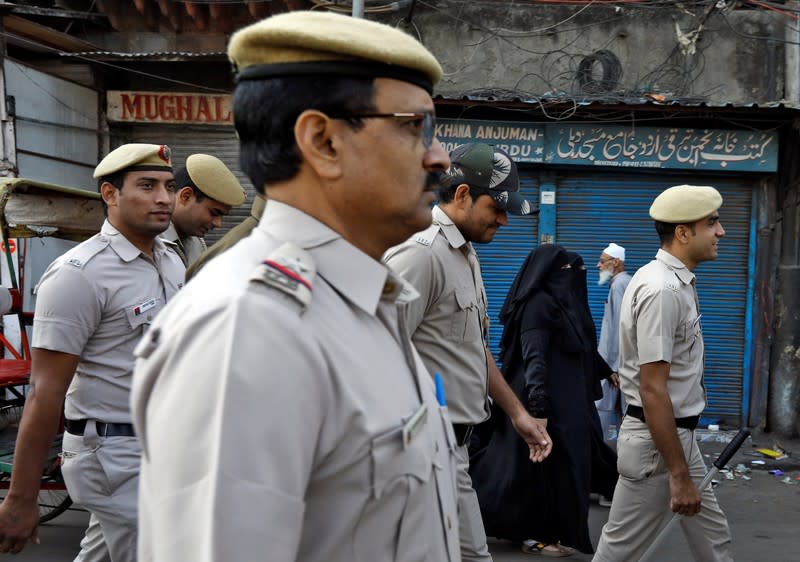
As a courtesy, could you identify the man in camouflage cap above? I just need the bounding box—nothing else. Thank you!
[0,144,184,559]
[162,154,246,267]
[595,184,733,561]
[132,11,461,562]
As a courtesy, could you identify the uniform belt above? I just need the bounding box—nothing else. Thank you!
[625,405,699,431]
[452,423,474,447]
[64,419,136,437]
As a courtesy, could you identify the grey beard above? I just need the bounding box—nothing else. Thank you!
[598,269,614,286]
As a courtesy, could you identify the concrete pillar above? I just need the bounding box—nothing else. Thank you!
[785,1,800,101]
[769,188,800,437]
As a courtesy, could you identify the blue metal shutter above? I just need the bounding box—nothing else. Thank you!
[474,172,539,361]
[555,172,753,425]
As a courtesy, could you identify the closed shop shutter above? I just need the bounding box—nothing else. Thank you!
[555,171,754,424]
[474,171,539,360]
[124,125,253,245]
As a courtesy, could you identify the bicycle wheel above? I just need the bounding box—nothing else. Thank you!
[37,455,72,524]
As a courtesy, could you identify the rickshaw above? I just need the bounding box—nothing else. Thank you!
[0,177,103,523]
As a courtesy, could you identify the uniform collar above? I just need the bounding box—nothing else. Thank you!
[250,195,267,221]
[257,200,402,316]
[432,205,469,251]
[656,248,695,285]
[102,220,170,263]
[160,222,180,244]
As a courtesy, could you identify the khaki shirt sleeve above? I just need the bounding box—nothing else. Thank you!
[384,244,442,334]
[634,284,681,365]
[136,294,331,561]
[32,265,101,355]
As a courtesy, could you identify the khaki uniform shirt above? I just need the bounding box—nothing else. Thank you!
[618,249,707,417]
[132,200,460,562]
[161,223,206,267]
[185,195,266,281]
[32,220,184,424]
[383,205,490,426]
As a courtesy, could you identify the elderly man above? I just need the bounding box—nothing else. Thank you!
[384,143,551,561]
[131,11,461,562]
[594,185,732,562]
[0,144,184,559]
[162,153,245,266]
[595,242,632,445]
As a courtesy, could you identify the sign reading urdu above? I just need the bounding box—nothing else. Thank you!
[546,125,778,171]
[436,119,545,163]
[107,91,233,124]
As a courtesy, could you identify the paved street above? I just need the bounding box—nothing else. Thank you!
[7,431,800,561]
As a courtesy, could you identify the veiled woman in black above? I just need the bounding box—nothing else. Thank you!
[469,244,618,556]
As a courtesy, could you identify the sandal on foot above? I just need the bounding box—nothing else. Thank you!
[521,540,576,557]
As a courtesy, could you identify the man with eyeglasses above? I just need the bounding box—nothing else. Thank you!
[130,11,461,562]
[384,143,552,562]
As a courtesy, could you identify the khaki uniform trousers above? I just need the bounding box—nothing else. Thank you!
[61,425,140,562]
[455,444,492,562]
[594,417,733,562]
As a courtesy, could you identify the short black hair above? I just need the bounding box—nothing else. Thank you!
[437,176,491,205]
[233,76,376,194]
[173,166,206,202]
[655,220,695,245]
[97,171,126,216]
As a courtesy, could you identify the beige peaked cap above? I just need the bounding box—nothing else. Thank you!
[186,154,246,206]
[94,143,172,178]
[227,11,442,91]
[649,184,723,223]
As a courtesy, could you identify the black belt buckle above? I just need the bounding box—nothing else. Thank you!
[64,419,135,437]
[452,423,474,447]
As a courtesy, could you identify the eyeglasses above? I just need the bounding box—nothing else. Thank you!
[328,111,436,150]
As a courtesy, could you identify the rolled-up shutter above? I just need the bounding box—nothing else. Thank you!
[556,171,753,425]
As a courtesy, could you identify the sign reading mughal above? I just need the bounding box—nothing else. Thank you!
[437,119,778,172]
[107,91,233,125]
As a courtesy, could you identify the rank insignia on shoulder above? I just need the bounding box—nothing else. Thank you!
[67,258,83,267]
[250,242,316,310]
[665,280,679,292]
[412,224,439,247]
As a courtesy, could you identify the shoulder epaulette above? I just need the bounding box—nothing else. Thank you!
[249,242,316,311]
[64,234,111,269]
[412,223,441,247]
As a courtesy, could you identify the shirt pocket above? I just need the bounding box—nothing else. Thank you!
[124,297,164,332]
[681,316,702,362]
[354,424,434,562]
[448,287,481,342]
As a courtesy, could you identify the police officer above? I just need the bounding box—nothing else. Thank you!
[184,193,266,280]
[384,143,552,561]
[594,185,733,561]
[131,11,460,562]
[0,143,184,559]
[162,153,246,266]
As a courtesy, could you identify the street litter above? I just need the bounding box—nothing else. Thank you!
[768,469,784,476]
[756,447,788,460]
[751,460,766,465]
[781,477,796,485]
[735,463,751,474]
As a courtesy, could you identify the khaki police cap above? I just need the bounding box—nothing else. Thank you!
[649,184,723,223]
[94,143,172,178]
[186,154,246,206]
[228,11,442,93]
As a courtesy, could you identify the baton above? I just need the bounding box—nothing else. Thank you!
[638,428,750,562]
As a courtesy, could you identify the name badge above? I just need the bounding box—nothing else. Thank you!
[133,298,158,316]
[402,403,428,449]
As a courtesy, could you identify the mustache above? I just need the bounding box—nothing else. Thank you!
[424,171,445,191]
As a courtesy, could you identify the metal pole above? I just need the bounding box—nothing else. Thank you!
[352,0,365,19]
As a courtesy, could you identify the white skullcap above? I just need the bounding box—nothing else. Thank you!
[603,243,625,261]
